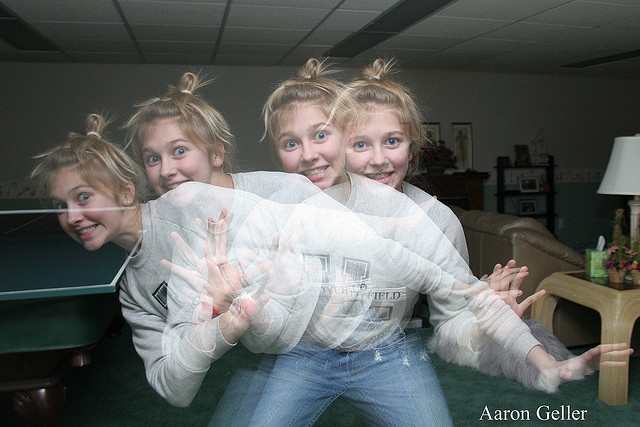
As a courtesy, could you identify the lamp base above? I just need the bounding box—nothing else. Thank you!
[630,197,640,251]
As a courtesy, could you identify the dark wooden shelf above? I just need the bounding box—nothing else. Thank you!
[496,155,555,235]
[409,171,489,210]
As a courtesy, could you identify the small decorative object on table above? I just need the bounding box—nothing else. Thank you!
[631,262,640,286]
[604,237,638,284]
[420,140,456,176]
[586,238,608,278]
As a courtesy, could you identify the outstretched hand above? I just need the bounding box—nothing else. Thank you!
[534,343,633,392]
[482,260,545,317]
[162,209,257,317]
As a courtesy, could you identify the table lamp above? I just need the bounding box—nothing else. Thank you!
[597,135,640,249]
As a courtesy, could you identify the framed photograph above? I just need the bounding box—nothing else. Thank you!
[514,144,531,166]
[518,199,537,215]
[519,177,540,193]
[424,122,440,143]
[451,122,473,170]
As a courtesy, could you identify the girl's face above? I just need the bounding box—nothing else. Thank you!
[50,166,133,251]
[346,106,411,192]
[275,103,347,190]
[142,118,217,195]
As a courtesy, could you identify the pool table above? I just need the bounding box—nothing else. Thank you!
[0,233,129,425]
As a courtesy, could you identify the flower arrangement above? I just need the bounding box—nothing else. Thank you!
[604,244,638,272]
[421,140,457,167]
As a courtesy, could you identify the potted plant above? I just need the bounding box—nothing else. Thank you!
[604,237,638,283]
[420,140,457,175]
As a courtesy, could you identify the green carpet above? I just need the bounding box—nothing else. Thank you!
[2,324,637,426]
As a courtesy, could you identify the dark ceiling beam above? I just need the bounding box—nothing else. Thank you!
[324,0,455,58]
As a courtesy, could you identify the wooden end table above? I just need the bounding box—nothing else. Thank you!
[531,270,640,406]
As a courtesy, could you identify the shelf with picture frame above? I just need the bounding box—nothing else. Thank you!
[495,155,556,234]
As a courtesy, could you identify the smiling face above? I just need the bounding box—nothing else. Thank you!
[141,117,218,195]
[345,106,411,192]
[50,165,135,251]
[274,102,347,190]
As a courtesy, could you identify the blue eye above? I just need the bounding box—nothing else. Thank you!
[354,141,367,151]
[316,131,327,141]
[79,193,90,203]
[54,202,67,210]
[285,140,298,150]
[387,138,398,146]
[174,147,186,156]
[147,155,159,166]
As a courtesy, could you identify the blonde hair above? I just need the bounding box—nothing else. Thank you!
[346,59,427,174]
[126,72,235,172]
[262,58,348,143]
[31,113,149,202]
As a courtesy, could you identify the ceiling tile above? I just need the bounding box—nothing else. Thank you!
[29,22,131,41]
[303,30,353,46]
[485,22,586,42]
[436,0,571,21]
[222,28,309,45]
[119,1,226,26]
[287,45,336,59]
[226,4,329,30]
[234,0,341,7]
[0,38,18,52]
[525,1,640,27]
[131,24,219,42]
[448,37,536,54]
[379,34,464,51]
[144,52,213,64]
[137,40,215,54]
[66,51,142,63]
[312,9,379,32]
[217,42,293,56]
[54,39,137,53]
[339,0,400,13]
[405,16,510,38]
[0,50,71,62]
[601,14,640,31]
[356,47,429,62]
[214,53,282,66]
[559,28,640,50]
[1,0,120,22]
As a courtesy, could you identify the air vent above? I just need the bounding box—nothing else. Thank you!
[0,4,58,51]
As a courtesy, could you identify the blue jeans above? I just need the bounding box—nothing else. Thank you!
[211,329,452,427]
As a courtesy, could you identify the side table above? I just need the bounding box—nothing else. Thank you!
[531,270,640,406]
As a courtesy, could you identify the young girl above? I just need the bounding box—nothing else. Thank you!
[31,114,269,408]
[126,68,630,426]
[245,58,628,426]
[343,58,577,390]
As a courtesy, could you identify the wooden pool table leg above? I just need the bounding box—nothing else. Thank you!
[13,384,66,427]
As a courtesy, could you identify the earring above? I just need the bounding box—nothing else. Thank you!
[215,160,221,166]
[124,199,130,205]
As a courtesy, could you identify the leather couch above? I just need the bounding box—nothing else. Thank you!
[450,206,601,348]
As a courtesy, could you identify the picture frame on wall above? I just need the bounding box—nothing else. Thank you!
[424,122,440,143]
[451,122,472,170]
[518,199,537,215]
[519,177,540,193]
[514,144,531,166]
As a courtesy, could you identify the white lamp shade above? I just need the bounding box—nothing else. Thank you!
[597,135,640,196]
